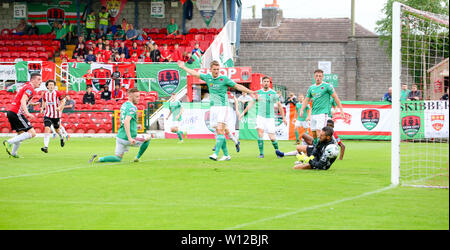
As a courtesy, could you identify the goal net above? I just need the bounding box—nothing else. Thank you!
[392,2,449,188]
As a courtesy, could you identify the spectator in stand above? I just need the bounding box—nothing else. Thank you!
[118,53,127,62]
[401,84,410,101]
[103,45,112,61]
[64,20,74,44]
[59,49,69,62]
[27,21,40,35]
[129,42,142,58]
[126,24,138,41]
[191,42,202,55]
[63,95,76,111]
[160,44,172,62]
[15,19,27,35]
[121,18,131,32]
[97,29,107,40]
[441,87,449,101]
[83,85,96,105]
[182,51,190,62]
[383,87,392,103]
[167,18,178,35]
[112,41,120,54]
[96,52,106,63]
[89,30,97,41]
[114,27,126,40]
[95,42,105,55]
[77,55,85,62]
[129,52,139,63]
[83,69,94,87]
[100,85,111,101]
[150,44,161,62]
[73,43,87,59]
[98,6,110,35]
[143,51,152,62]
[106,30,114,41]
[171,43,182,62]
[55,22,67,50]
[86,10,97,40]
[113,53,121,62]
[75,36,85,49]
[112,83,125,101]
[118,41,130,58]
[122,69,133,89]
[85,50,96,63]
[112,66,121,86]
[407,84,422,101]
[284,92,298,106]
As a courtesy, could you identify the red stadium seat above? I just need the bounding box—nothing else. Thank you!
[86,124,98,133]
[1,29,11,35]
[198,28,208,34]
[149,28,159,34]
[159,28,167,34]
[189,28,198,34]
[23,40,33,46]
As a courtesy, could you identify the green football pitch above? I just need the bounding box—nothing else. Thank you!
[0,137,448,230]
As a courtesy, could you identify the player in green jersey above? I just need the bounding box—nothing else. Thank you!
[240,76,287,158]
[166,93,186,143]
[293,94,311,145]
[299,69,344,145]
[89,88,151,163]
[178,60,256,161]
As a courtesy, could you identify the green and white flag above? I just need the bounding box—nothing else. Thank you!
[135,63,187,97]
[201,21,235,68]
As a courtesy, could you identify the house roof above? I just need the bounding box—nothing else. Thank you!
[240,18,378,42]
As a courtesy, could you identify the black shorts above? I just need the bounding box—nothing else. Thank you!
[306,145,314,156]
[7,111,33,132]
[44,116,61,129]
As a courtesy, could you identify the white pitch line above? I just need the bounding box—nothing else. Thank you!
[226,185,396,230]
[0,156,198,180]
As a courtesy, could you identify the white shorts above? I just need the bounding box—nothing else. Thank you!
[310,113,329,131]
[295,120,309,129]
[210,106,229,129]
[115,136,149,156]
[256,116,276,134]
[170,120,181,128]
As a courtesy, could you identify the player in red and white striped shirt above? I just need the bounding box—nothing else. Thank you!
[40,80,67,153]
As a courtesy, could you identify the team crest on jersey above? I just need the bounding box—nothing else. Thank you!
[402,115,421,137]
[431,114,445,131]
[158,69,180,95]
[361,109,380,130]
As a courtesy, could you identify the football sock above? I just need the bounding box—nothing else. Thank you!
[60,126,67,137]
[176,131,183,141]
[214,134,225,155]
[295,129,300,142]
[11,142,20,156]
[271,140,279,150]
[221,139,229,156]
[227,132,238,145]
[285,151,298,156]
[136,140,150,159]
[44,134,50,148]
[257,137,264,155]
[8,132,32,144]
[99,155,122,162]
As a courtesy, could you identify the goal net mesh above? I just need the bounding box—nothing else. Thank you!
[397,4,449,188]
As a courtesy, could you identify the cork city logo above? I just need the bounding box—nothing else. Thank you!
[47,8,65,27]
[402,115,421,137]
[158,69,180,95]
[241,69,250,81]
[28,62,42,77]
[361,109,380,130]
[431,114,445,131]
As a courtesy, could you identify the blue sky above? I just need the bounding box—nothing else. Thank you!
[241,0,388,34]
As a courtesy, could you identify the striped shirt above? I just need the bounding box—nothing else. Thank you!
[43,90,64,118]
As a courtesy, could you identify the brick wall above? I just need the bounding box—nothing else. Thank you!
[236,37,393,101]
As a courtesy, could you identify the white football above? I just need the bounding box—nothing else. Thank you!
[324,144,339,159]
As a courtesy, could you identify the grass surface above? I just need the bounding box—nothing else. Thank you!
[0,137,448,230]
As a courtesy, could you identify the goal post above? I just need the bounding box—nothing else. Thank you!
[391,2,449,188]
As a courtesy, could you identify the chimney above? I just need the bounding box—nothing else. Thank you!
[261,2,282,28]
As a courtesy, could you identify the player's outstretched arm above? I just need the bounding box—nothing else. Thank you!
[177,61,201,79]
[331,92,344,116]
[233,84,256,95]
[277,101,287,125]
[339,142,345,160]
[299,97,310,118]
